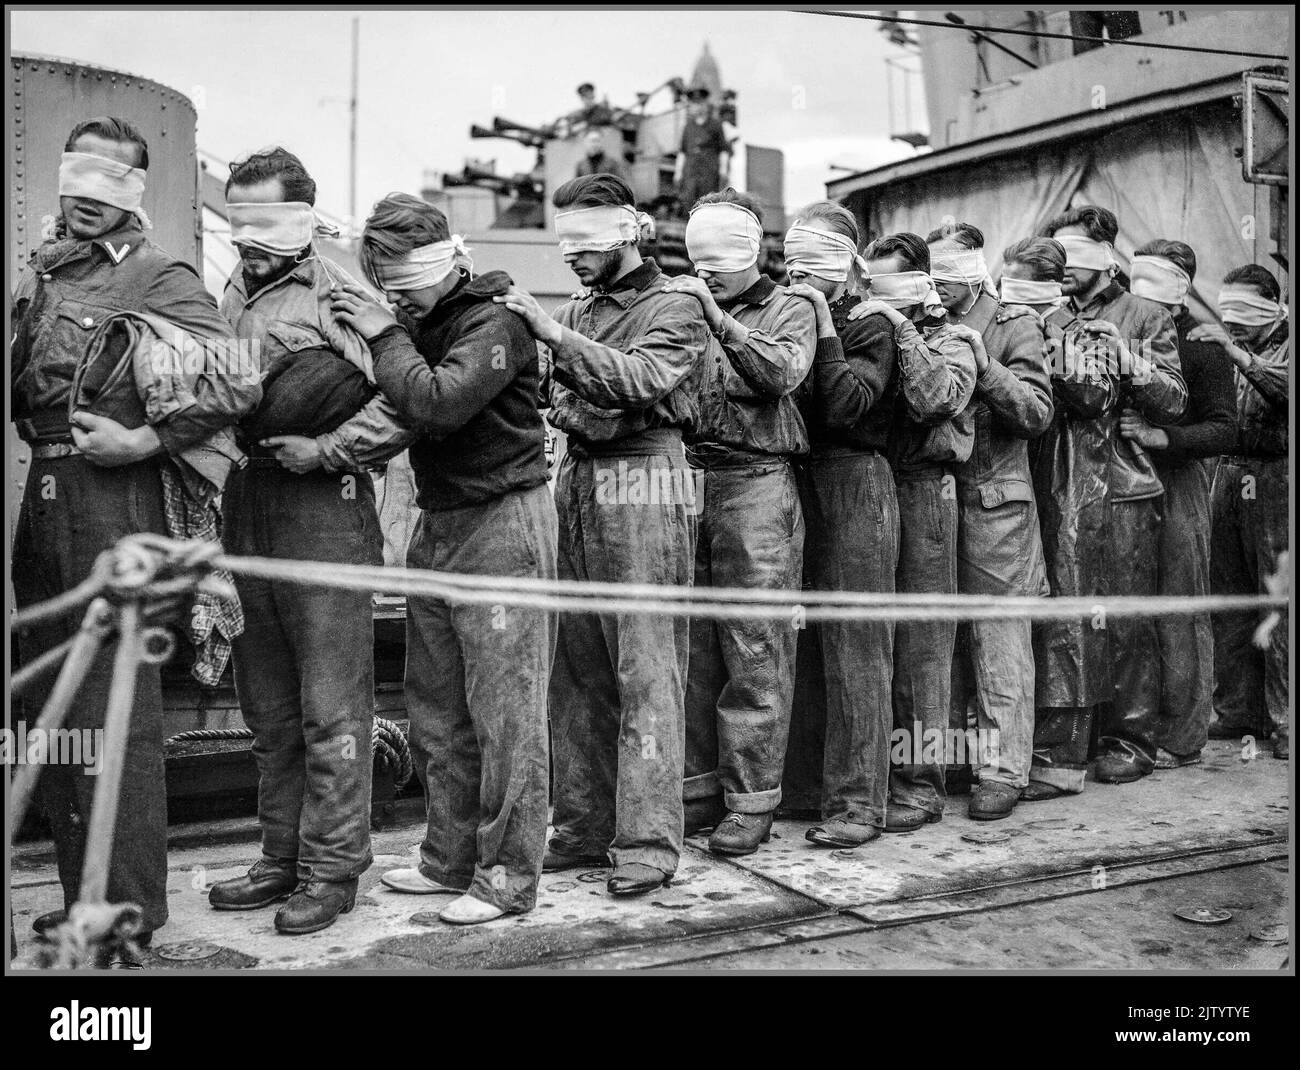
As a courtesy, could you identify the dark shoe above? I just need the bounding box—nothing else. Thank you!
[1020,781,1067,802]
[684,794,728,836]
[944,766,974,796]
[1094,750,1152,784]
[708,811,773,856]
[968,781,1019,821]
[1274,729,1289,760]
[542,844,608,873]
[1154,746,1202,770]
[273,878,358,935]
[32,909,67,937]
[208,860,298,911]
[884,803,941,833]
[607,863,670,896]
[805,816,882,848]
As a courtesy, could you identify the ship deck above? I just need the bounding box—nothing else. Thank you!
[10,740,1290,971]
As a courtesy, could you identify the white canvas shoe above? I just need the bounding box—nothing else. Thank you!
[438,894,506,925]
[379,868,460,894]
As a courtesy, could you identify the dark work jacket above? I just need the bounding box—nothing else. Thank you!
[1155,309,1236,470]
[369,270,548,510]
[798,292,898,454]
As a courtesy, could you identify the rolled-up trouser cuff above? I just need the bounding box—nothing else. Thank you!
[887,787,944,817]
[1028,762,1085,794]
[609,845,678,878]
[724,785,781,814]
[683,771,721,802]
[301,853,374,883]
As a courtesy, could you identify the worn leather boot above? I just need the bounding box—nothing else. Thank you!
[274,878,358,935]
[607,863,670,896]
[968,781,1019,820]
[805,816,882,848]
[1094,750,1152,784]
[884,803,941,833]
[208,860,298,911]
[708,811,774,856]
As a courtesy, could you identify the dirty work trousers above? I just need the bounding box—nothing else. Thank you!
[13,455,170,934]
[684,456,805,816]
[404,483,557,913]
[549,436,695,877]
[1154,459,1216,758]
[796,449,898,828]
[888,470,958,816]
[222,465,382,883]
[1031,496,1163,791]
[950,486,1047,790]
[1211,456,1289,740]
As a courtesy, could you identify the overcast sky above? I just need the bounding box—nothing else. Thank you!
[12,7,922,224]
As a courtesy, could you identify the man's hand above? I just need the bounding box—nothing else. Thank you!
[660,275,725,331]
[260,435,325,475]
[946,322,990,374]
[847,298,906,327]
[1076,320,1134,379]
[1118,409,1170,451]
[329,283,398,340]
[70,412,161,467]
[784,282,835,339]
[494,286,562,347]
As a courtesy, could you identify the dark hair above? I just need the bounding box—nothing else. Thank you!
[795,201,860,247]
[1042,205,1118,244]
[65,116,149,169]
[1003,237,1066,282]
[693,187,764,219]
[360,193,452,289]
[226,147,316,205]
[1134,239,1197,282]
[925,220,984,249]
[863,231,929,273]
[1223,263,1281,302]
[552,172,635,210]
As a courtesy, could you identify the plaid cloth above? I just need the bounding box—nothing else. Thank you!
[161,462,244,686]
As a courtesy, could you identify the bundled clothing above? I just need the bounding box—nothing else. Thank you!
[793,296,900,828]
[684,275,816,818]
[543,257,705,878]
[11,220,258,933]
[220,252,412,885]
[949,295,1053,793]
[1211,322,1289,742]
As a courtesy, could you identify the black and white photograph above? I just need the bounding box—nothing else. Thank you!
[3,2,1293,1017]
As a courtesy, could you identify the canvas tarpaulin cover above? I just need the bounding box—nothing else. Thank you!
[860,101,1281,323]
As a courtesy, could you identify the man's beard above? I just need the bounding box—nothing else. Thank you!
[588,249,628,291]
[240,248,300,294]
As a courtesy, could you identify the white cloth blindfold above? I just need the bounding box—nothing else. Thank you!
[686,202,763,273]
[59,151,151,228]
[1129,255,1191,307]
[867,270,939,310]
[1218,285,1289,327]
[783,224,868,284]
[1000,276,1063,306]
[373,236,472,291]
[554,204,653,254]
[1056,234,1116,272]
[227,201,319,255]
